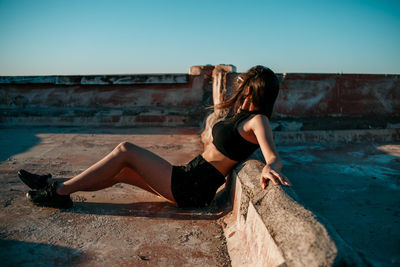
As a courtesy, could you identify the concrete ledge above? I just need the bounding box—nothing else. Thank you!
[273,128,400,144]
[0,66,213,127]
[0,107,202,127]
[0,74,189,85]
[225,159,372,266]
[2,65,399,128]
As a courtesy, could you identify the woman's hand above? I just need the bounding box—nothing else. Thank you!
[260,165,291,189]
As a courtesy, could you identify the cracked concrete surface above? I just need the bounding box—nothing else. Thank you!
[0,127,231,266]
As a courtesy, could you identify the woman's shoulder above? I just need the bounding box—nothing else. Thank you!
[249,113,269,122]
[247,113,271,130]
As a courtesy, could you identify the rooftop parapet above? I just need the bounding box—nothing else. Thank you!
[1,65,399,130]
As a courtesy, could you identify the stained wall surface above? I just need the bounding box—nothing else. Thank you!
[1,65,398,128]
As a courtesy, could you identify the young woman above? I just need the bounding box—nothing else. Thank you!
[18,65,291,209]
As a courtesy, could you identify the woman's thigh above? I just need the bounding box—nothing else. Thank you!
[119,142,175,203]
[115,167,160,196]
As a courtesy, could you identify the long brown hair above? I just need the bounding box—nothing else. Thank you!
[215,65,279,119]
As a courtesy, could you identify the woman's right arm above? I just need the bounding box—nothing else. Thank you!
[251,115,291,188]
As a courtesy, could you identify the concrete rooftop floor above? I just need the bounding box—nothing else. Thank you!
[0,127,231,266]
[0,127,399,266]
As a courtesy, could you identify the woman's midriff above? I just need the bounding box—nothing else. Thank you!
[201,142,238,176]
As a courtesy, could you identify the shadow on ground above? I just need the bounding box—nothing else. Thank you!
[0,128,41,162]
[279,143,400,266]
[68,189,231,220]
[0,239,85,266]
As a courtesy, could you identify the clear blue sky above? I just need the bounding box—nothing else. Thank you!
[1,0,399,75]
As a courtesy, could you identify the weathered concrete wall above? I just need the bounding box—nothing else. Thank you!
[223,72,400,130]
[278,73,399,117]
[1,65,399,128]
[224,160,372,267]
[0,66,214,127]
[223,72,400,118]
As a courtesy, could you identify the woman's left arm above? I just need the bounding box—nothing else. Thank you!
[251,115,292,189]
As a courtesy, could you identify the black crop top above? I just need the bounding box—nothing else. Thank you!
[212,110,260,161]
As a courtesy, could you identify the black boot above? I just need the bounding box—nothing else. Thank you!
[18,169,51,189]
[26,182,73,209]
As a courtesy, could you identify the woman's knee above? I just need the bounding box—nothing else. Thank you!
[114,141,137,156]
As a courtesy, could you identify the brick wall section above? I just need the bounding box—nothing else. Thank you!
[0,65,399,127]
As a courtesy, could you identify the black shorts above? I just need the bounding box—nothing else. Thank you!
[171,155,226,208]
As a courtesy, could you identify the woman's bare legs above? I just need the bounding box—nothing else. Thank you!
[55,142,176,204]
[59,167,159,195]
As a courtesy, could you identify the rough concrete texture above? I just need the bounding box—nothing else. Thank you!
[227,160,345,267]
[2,66,399,129]
[0,67,214,128]
[223,71,400,131]
[223,175,287,267]
[224,72,400,118]
[0,127,231,266]
[224,142,399,266]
